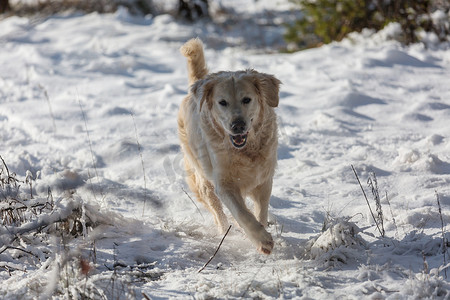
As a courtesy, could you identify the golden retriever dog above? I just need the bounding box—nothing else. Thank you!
[178,38,281,254]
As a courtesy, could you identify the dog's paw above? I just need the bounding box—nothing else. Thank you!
[253,229,274,255]
[258,239,274,255]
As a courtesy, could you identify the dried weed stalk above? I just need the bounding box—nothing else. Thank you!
[351,165,384,237]
[367,171,385,237]
[435,191,448,279]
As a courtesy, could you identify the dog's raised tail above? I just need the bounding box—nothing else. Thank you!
[180,38,208,85]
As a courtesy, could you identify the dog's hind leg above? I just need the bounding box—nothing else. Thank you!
[200,179,229,233]
[186,169,229,233]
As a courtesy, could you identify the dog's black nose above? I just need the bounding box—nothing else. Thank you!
[231,119,246,134]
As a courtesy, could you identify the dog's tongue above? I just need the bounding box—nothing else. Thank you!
[233,134,245,145]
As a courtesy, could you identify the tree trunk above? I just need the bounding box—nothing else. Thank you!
[0,0,10,13]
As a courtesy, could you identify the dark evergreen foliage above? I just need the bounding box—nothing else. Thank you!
[285,0,450,50]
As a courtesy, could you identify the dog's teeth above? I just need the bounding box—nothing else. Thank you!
[230,134,247,148]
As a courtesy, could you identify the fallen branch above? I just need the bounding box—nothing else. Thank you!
[3,202,83,236]
[1,201,50,213]
[0,245,39,259]
[142,292,151,300]
[198,225,232,273]
[0,263,27,275]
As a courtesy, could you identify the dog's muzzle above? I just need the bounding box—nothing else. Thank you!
[230,119,248,148]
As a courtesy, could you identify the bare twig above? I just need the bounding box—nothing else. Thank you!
[6,206,82,236]
[198,225,231,273]
[351,165,384,237]
[1,201,49,213]
[368,172,385,237]
[435,190,447,279]
[0,155,11,181]
[422,251,429,274]
[273,266,283,297]
[25,170,33,199]
[273,216,284,238]
[78,94,103,202]
[38,84,57,133]
[47,187,54,210]
[385,191,399,238]
[130,113,148,217]
[181,186,205,221]
[0,246,40,259]
[0,263,27,275]
[242,259,266,298]
[142,292,151,300]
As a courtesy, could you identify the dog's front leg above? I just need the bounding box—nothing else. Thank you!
[251,179,272,228]
[215,183,274,254]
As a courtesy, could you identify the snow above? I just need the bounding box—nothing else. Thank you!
[1,1,450,299]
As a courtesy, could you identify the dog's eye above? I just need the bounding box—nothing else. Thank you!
[219,100,228,107]
[242,97,252,104]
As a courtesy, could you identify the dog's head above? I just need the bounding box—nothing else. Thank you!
[191,70,281,149]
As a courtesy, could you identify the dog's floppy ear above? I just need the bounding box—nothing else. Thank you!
[191,78,215,111]
[250,71,281,108]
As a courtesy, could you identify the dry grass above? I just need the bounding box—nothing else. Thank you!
[435,191,448,278]
[367,171,385,238]
[351,165,385,237]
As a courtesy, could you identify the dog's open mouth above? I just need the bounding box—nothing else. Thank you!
[230,133,248,148]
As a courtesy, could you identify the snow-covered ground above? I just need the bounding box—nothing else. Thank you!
[1,2,450,299]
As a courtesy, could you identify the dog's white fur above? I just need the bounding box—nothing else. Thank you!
[178,38,281,254]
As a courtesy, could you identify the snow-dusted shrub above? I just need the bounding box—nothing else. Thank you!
[306,217,366,264]
[395,269,450,299]
[0,157,116,298]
